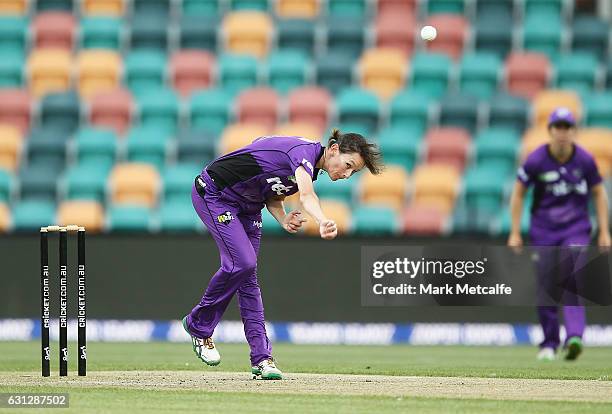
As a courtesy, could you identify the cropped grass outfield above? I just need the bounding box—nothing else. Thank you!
[1,342,611,413]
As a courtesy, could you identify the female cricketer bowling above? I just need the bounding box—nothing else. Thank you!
[508,108,610,362]
[182,130,383,379]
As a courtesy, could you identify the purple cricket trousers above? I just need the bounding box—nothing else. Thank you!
[530,227,589,350]
[185,175,272,366]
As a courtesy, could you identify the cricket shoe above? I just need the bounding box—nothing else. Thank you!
[564,337,583,361]
[536,347,556,361]
[182,316,221,366]
[251,358,282,380]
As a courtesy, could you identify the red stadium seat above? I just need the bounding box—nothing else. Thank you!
[423,14,468,60]
[89,88,133,136]
[402,204,447,235]
[377,0,417,16]
[375,12,416,56]
[287,86,331,135]
[170,50,215,97]
[505,52,551,100]
[33,12,76,50]
[424,127,471,171]
[0,89,31,134]
[236,87,280,130]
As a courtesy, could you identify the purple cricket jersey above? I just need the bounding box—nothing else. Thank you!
[201,136,324,212]
[517,143,602,235]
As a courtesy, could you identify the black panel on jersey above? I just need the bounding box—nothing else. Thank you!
[207,153,263,190]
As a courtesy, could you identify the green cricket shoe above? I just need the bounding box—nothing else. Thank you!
[182,316,221,366]
[251,358,282,380]
[565,336,583,361]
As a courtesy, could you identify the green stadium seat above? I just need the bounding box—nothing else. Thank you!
[313,171,354,204]
[126,127,170,170]
[474,14,512,58]
[261,208,284,235]
[389,90,431,136]
[74,127,117,169]
[352,206,398,235]
[572,16,609,61]
[0,169,13,203]
[176,129,217,165]
[130,13,168,52]
[0,51,23,87]
[179,15,218,52]
[522,14,563,60]
[377,128,420,172]
[125,50,166,97]
[189,89,233,135]
[458,53,501,100]
[427,0,465,14]
[326,16,365,58]
[36,0,73,11]
[230,0,268,11]
[439,93,479,133]
[555,53,598,94]
[133,0,170,17]
[266,50,308,95]
[315,53,353,95]
[137,88,180,133]
[463,165,506,215]
[524,0,562,17]
[80,17,122,50]
[108,205,152,232]
[218,54,259,96]
[451,203,493,234]
[475,0,512,18]
[0,17,27,55]
[488,93,529,133]
[277,19,316,56]
[62,163,110,202]
[19,165,62,201]
[158,199,200,232]
[494,204,531,236]
[163,163,201,203]
[26,132,67,170]
[336,87,380,136]
[585,92,612,128]
[410,52,452,99]
[182,0,219,15]
[11,200,56,231]
[327,0,366,17]
[39,91,80,134]
[474,128,519,176]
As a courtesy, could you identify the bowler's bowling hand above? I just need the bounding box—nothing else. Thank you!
[507,232,523,254]
[320,219,337,240]
[283,210,307,234]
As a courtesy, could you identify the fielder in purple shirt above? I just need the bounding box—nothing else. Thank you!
[508,108,611,361]
[182,129,383,379]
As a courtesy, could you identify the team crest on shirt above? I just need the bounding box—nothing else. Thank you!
[573,168,583,179]
[217,211,234,224]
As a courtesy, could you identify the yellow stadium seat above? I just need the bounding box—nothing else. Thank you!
[578,128,612,177]
[0,0,27,14]
[533,90,582,128]
[82,0,125,16]
[303,199,351,235]
[110,163,160,207]
[359,48,407,100]
[520,126,549,160]
[28,49,72,97]
[0,124,22,172]
[219,123,270,155]
[274,123,322,141]
[0,203,10,232]
[77,50,122,99]
[359,165,409,211]
[411,164,460,213]
[276,0,319,18]
[57,200,105,233]
[223,11,273,58]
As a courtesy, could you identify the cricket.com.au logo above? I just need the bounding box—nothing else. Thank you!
[217,211,234,225]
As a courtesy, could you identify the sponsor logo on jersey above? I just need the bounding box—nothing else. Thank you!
[253,221,263,229]
[217,211,234,224]
[538,171,560,182]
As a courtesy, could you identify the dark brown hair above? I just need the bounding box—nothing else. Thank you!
[328,129,384,175]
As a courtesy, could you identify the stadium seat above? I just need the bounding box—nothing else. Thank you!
[76,50,121,99]
[80,17,122,50]
[427,0,465,14]
[137,88,180,133]
[163,163,201,203]
[359,47,407,100]
[336,87,381,136]
[130,13,168,52]
[26,129,68,169]
[326,16,365,58]
[0,89,31,134]
[19,165,62,201]
[315,52,354,95]
[524,0,563,17]
[223,11,273,58]
[577,128,612,176]
[474,128,519,176]
[458,53,501,100]
[288,87,332,134]
[411,163,460,213]
[266,50,309,95]
[219,123,269,155]
[57,200,105,233]
[125,50,166,97]
[0,169,13,202]
[463,165,506,215]
[89,88,133,135]
[133,0,169,17]
[0,0,27,14]
[27,48,72,97]
[389,90,431,136]
[475,0,512,17]
[110,163,160,207]
[158,199,200,232]
[585,92,612,128]
[39,91,80,133]
[107,205,152,232]
[375,10,416,56]
[170,50,214,97]
[352,205,398,235]
[377,0,417,16]
[555,54,598,94]
[438,94,480,133]
[359,166,409,211]
[125,127,170,170]
[0,125,22,172]
[36,0,73,11]
[424,127,471,171]
[313,171,354,203]
[62,163,110,202]
[522,14,563,60]
[327,0,366,17]
[32,12,75,50]
[275,122,321,141]
[572,16,609,61]
[532,90,582,128]
[488,93,529,133]
[377,127,421,171]
[182,0,219,15]
[276,0,318,18]
[276,19,316,56]
[176,128,217,165]
[218,53,259,96]
[74,127,117,169]
[520,126,549,160]
[494,205,531,236]
[403,205,447,236]
[410,52,452,99]
[303,199,351,235]
[11,200,56,231]
[0,16,28,55]
[178,15,218,52]
[473,13,512,58]
[505,52,550,100]
[236,87,279,130]
[82,0,125,16]
[423,14,468,60]
[189,88,233,135]
[0,202,9,232]
[229,0,269,11]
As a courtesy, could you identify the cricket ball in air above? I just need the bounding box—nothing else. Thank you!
[420,25,437,42]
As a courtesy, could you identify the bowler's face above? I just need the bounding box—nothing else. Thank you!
[327,146,365,181]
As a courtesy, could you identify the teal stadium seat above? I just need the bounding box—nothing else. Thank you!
[74,127,117,170]
[326,17,365,58]
[266,50,309,95]
[176,129,217,165]
[494,204,531,236]
[451,203,492,234]
[36,0,73,11]
[126,127,170,170]
[427,0,465,14]
[389,90,431,136]
[315,53,353,95]
[555,53,598,94]
[522,14,563,60]
[352,206,397,235]
[0,17,27,55]
[163,163,201,203]
[179,15,218,52]
[585,92,612,128]
[182,0,219,15]
[158,199,200,232]
[19,165,62,201]
[572,16,609,61]
[229,0,268,11]
[133,0,170,17]
[125,50,166,97]
[189,89,233,135]
[11,200,56,231]
[524,0,562,17]
[218,54,259,96]
[463,165,507,215]
[130,13,168,52]
[277,19,316,56]
[474,14,512,58]
[327,0,367,18]
[474,128,519,176]
[39,91,80,134]
[0,169,12,203]
[26,130,67,170]
[459,53,501,100]
[377,128,420,172]
[410,52,452,99]
[108,205,152,232]
[0,51,23,87]
[488,93,529,133]
[137,88,180,133]
[62,164,109,202]
[438,93,479,133]
[80,17,122,50]
[336,87,380,136]
[475,0,512,17]
[313,171,354,204]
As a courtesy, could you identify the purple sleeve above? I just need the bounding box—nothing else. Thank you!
[517,154,538,187]
[287,143,317,178]
[584,155,603,188]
